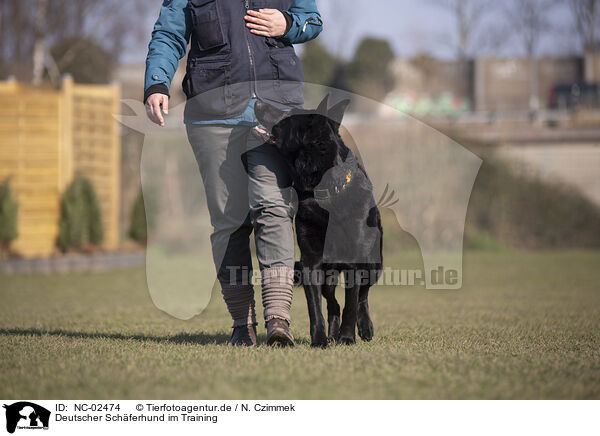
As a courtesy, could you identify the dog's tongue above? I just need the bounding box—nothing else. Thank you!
[254,126,267,135]
[252,124,271,142]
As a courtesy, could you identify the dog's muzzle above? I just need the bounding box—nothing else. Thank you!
[251,124,273,143]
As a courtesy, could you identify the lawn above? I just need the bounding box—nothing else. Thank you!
[0,250,599,399]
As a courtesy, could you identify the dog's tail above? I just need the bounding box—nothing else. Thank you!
[293,261,304,286]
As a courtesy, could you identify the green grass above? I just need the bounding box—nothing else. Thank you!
[0,250,599,399]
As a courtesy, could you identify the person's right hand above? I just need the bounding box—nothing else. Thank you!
[146,93,169,127]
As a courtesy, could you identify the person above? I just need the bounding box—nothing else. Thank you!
[144,0,322,346]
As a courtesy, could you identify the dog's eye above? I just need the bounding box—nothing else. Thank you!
[272,125,283,139]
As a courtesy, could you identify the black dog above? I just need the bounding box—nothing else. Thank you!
[254,96,383,347]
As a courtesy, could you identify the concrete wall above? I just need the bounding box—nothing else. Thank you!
[474,57,582,112]
[497,142,600,208]
[585,52,600,82]
[392,58,472,101]
[392,56,589,112]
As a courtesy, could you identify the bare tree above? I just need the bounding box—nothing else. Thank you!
[570,0,599,52]
[32,0,49,85]
[0,5,3,72]
[0,1,35,78]
[501,0,558,111]
[428,0,495,60]
[427,0,494,103]
[569,0,600,80]
[325,0,355,60]
[0,0,151,83]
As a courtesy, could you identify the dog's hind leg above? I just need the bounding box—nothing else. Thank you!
[322,274,340,342]
[339,270,360,345]
[357,284,374,341]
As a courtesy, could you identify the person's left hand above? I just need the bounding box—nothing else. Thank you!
[244,9,287,37]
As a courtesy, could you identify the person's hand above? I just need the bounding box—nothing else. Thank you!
[146,93,169,127]
[244,9,287,37]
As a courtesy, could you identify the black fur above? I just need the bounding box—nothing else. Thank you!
[255,96,383,347]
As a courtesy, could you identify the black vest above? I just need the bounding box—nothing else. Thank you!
[183,0,305,120]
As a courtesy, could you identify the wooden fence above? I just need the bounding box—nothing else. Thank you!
[0,76,121,258]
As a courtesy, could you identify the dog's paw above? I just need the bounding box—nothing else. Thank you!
[311,331,329,348]
[338,335,356,345]
[357,317,374,342]
[311,338,329,348]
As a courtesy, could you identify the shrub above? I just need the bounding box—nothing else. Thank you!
[129,189,147,245]
[465,229,507,252]
[0,178,18,255]
[57,174,104,252]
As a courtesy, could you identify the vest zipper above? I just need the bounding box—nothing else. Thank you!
[302,16,323,33]
[244,0,257,99]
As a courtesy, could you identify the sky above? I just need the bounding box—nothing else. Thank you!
[315,0,579,60]
[130,0,581,63]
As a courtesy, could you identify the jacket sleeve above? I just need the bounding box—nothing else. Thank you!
[280,0,323,44]
[144,0,192,102]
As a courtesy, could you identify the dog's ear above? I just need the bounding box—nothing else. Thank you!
[327,99,351,131]
[316,94,330,116]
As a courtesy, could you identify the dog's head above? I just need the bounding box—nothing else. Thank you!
[254,95,351,192]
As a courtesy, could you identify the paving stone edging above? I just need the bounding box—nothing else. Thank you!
[0,252,145,274]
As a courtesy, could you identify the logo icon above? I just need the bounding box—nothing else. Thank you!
[2,402,50,434]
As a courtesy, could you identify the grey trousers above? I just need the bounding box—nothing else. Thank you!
[186,124,296,326]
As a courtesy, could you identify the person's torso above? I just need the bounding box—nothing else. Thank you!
[183,0,304,120]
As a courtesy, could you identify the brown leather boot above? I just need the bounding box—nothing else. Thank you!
[266,318,295,347]
[229,323,257,346]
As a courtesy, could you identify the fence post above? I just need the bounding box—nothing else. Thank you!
[59,74,74,192]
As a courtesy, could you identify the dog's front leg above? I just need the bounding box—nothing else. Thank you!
[303,270,328,347]
[339,270,360,344]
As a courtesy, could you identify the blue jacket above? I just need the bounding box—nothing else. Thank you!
[144,0,322,124]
